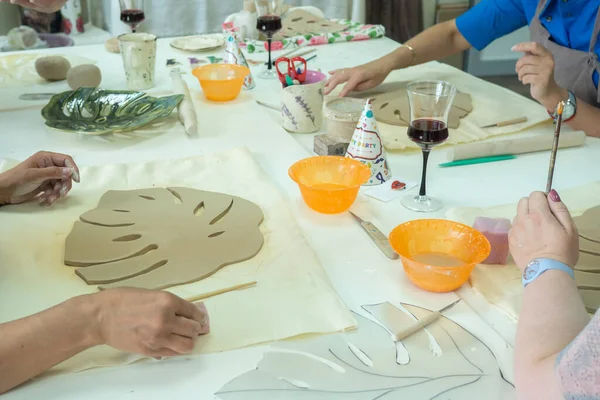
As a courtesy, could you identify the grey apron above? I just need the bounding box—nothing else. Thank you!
[530,0,600,107]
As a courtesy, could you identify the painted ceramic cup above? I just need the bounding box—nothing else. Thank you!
[281,70,326,133]
[118,32,157,90]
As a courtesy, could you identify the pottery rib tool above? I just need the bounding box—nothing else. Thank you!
[349,211,398,260]
[393,299,461,341]
[546,101,564,193]
[446,131,585,162]
[439,154,516,168]
[19,92,56,101]
[185,281,257,303]
[480,116,528,128]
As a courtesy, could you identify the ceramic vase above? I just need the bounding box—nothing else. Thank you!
[281,70,325,133]
[118,32,157,90]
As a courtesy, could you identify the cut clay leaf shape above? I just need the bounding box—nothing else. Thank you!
[64,187,264,290]
[216,302,514,399]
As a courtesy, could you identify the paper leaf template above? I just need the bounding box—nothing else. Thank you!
[217,302,514,399]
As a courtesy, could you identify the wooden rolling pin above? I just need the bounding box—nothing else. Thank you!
[446,130,586,162]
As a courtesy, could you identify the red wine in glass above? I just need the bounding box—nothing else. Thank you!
[120,9,145,31]
[407,119,449,148]
[256,15,282,36]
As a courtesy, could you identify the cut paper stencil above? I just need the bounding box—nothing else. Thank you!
[64,187,264,290]
[216,302,514,399]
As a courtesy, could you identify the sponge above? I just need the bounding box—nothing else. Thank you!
[473,217,512,265]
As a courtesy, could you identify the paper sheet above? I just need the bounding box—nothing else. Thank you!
[328,63,552,151]
[0,147,356,377]
[0,53,95,88]
[446,182,600,320]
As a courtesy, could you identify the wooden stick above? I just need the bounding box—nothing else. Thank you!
[255,100,280,111]
[546,101,564,194]
[480,116,528,128]
[185,281,257,303]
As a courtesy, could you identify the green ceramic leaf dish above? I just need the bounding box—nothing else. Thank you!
[41,87,184,135]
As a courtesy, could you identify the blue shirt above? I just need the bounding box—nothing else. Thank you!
[456,0,600,87]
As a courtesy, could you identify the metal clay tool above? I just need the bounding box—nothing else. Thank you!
[546,101,564,194]
[393,299,461,341]
[349,211,398,260]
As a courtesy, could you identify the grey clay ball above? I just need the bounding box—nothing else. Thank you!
[67,64,102,90]
[35,56,71,81]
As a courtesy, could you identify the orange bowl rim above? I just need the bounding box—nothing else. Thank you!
[288,156,371,190]
[191,64,250,80]
[389,218,492,266]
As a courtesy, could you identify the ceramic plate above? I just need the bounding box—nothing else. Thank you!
[169,34,225,52]
[41,87,183,135]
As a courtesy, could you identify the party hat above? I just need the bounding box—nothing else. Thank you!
[345,99,392,186]
[224,34,255,90]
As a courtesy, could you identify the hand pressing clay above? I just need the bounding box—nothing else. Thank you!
[473,217,511,265]
[67,64,102,90]
[7,26,38,50]
[35,55,71,81]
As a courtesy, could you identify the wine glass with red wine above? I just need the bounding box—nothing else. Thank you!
[402,80,457,213]
[255,0,284,79]
[119,0,145,33]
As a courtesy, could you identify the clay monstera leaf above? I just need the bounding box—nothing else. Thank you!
[65,188,264,290]
[216,302,514,399]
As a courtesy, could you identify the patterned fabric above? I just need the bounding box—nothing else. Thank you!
[556,309,600,399]
[223,19,386,54]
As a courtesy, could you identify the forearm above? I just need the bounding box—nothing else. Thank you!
[0,294,101,394]
[377,20,471,73]
[539,89,600,138]
[515,270,590,399]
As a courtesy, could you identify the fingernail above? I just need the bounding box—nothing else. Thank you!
[62,168,72,178]
[71,169,80,183]
[511,45,516,51]
[549,189,561,202]
[49,195,57,204]
[60,185,68,197]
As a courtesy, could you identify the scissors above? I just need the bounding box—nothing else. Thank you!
[275,56,307,86]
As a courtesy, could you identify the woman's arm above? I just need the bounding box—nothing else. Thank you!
[0,295,99,394]
[0,289,209,394]
[537,87,600,138]
[509,191,590,399]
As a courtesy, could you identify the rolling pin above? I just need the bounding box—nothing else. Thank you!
[446,130,586,162]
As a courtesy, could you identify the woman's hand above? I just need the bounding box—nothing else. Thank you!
[513,42,569,110]
[0,151,80,206]
[1,0,67,13]
[90,289,210,358]
[324,58,394,98]
[509,190,579,272]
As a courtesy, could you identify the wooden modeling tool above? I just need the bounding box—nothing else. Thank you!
[480,116,528,128]
[393,299,461,341]
[349,211,398,260]
[185,281,257,303]
[546,101,564,193]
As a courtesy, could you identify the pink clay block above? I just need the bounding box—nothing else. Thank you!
[473,217,512,265]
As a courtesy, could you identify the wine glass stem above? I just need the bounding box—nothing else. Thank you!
[267,38,273,71]
[418,148,431,197]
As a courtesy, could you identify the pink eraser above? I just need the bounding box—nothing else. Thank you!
[473,217,512,265]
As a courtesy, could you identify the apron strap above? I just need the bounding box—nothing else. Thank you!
[589,8,600,51]
[534,0,550,19]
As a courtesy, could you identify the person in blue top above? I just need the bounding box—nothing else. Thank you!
[324,0,600,138]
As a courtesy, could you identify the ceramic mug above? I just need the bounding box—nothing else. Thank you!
[281,70,326,133]
[118,32,157,90]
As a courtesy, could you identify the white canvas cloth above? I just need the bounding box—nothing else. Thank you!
[0,147,356,377]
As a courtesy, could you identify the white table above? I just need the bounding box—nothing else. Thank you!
[0,37,598,399]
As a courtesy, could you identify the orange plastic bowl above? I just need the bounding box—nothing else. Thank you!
[288,156,371,214]
[192,64,250,101]
[389,219,491,292]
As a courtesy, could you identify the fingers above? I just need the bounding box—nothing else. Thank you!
[515,55,538,72]
[517,65,538,82]
[172,295,203,323]
[517,197,529,216]
[171,316,202,339]
[547,189,576,232]
[163,334,195,355]
[512,42,550,56]
[25,166,72,183]
[324,69,350,96]
[527,191,553,218]
[339,74,363,98]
